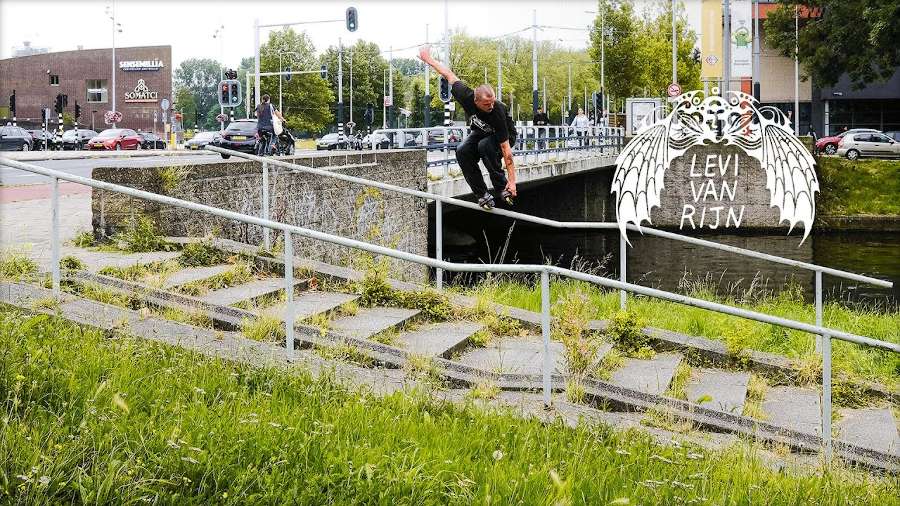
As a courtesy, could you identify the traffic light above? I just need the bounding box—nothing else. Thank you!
[54,94,63,114]
[220,82,230,108]
[345,7,358,32]
[61,94,68,108]
[593,91,603,113]
[218,80,242,107]
[8,90,14,116]
[224,69,238,80]
[229,81,241,106]
[320,64,328,79]
[439,77,450,103]
[364,103,374,125]
[74,101,81,120]
[285,66,292,82]
[691,48,701,64]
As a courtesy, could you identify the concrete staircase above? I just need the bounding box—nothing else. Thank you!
[5,240,897,472]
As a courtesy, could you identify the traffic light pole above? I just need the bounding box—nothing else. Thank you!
[424,24,431,128]
[532,9,538,120]
[338,38,344,146]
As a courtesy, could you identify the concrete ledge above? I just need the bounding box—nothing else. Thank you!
[816,215,900,232]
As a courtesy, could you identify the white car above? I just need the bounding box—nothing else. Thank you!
[836,132,900,160]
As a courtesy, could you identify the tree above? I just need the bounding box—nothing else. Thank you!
[173,58,224,131]
[409,80,425,128]
[765,0,899,89]
[259,29,333,133]
[173,87,198,128]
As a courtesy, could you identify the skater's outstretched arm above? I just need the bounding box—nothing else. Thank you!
[499,141,517,197]
[418,45,459,85]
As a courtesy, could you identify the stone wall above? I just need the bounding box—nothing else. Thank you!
[91,150,429,282]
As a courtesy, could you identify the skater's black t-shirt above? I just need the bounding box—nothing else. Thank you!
[451,81,516,145]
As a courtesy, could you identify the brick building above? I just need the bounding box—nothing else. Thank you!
[0,45,171,133]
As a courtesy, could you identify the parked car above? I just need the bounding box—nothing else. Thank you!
[86,128,143,150]
[214,119,257,159]
[60,128,98,150]
[28,129,60,150]
[137,131,166,149]
[0,125,33,151]
[427,129,462,147]
[814,128,879,155]
[315,133,343,150]
[883,131,900,142]
[836,132,900,160]
[360,132,389,149]
[185,131,221,150]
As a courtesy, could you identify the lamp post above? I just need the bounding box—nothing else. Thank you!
[105,2,122,127]
[213,24,225,130]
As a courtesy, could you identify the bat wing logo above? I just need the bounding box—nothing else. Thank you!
[612,90,818,244]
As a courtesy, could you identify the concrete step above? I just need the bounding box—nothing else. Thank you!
[200,277,302,306]
[836,408,900,456]
[161,264,231,289]
[609,353,682,396]
[455,338,613,376]
[761,386,821,435]
[395,322,483,358]
[684,368,750,415]
[70,250,181,273]
[330,307,420,340]
[262,291,359,322]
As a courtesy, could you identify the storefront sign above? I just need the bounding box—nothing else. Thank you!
[124,79,159,102]
[119,59,164,71]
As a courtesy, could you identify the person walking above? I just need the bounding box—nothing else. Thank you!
[418,45,517,209]
[533,107,550,149]
[570,107,589,147]
[255,94,286,156]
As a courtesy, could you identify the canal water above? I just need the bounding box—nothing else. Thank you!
[439,187,899,311]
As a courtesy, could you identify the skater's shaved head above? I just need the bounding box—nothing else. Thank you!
[474,84,495,112]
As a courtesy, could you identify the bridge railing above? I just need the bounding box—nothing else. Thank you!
[367,125,624,178]
[2,152,897,465]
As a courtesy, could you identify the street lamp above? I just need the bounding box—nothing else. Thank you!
[105,3,123,127]
[213,24,225,130]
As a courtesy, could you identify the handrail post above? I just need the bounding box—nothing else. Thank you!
[815,270,823,353]
[435,199,443,290]
[284,231,295,359]
[51,176,60,298]
[541,269,552,408]
[619,236,627,310]
[262,161,271,251]
[816,269,832,462]
[443,127,450,179]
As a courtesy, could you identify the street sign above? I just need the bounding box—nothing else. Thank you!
[216,113,228,123]
[383,95,393,107]
[667,83,682,97]
[104,110,123,124]
[160,98,170,111]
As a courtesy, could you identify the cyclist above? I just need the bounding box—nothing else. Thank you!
[255,94,286,156]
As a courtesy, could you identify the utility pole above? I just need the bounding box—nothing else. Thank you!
[349,47,354,130]
[105,1,120,127]
[424,24,431,127]
[542,76,547,112]
[443,0,452,127]
[753,0,760,100]
[567,63,572,122]
[794,5,799,135]
[497,45,503,98]
[382,69,387,129]
[254,18,260,108]
[388,46,394,129]
[723,0,731,93]
[671,0,677,85]
[601,7,606,124]
[338,38,344,145]
[532,9,538,119]
[214,24,225,130]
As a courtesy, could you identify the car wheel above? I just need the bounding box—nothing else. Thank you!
[824,144,837,155]
[846,149,860,160]
[21,142,30,151]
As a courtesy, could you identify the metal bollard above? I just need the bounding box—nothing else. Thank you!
[541,269,552,407]
[619,237,627,310]
[51,177,60,298]
[435,200,443,291]
[262,161,270,251]
[284,231,294,358]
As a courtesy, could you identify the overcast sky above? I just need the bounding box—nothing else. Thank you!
[1,0,702,69]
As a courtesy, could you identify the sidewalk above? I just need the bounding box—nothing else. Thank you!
[1,182,91,203]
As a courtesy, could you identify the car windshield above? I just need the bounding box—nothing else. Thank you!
[225,122,255,133]
[62,131,78,139]
[96,129,124,139]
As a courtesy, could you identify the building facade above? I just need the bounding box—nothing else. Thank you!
[0,45,171,132]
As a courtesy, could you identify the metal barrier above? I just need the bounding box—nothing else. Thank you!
[3,150,896,463]
[370,125,624,178]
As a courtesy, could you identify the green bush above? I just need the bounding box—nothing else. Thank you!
[113,217,176,253]
[606,310,649,355]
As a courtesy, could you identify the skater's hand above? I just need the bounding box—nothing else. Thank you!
[418,45,433,63]
[505,181,517,197]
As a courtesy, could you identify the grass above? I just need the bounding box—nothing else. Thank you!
[0,250,38,281]
[177,263,254,297]
[2,309,897,503]
[465,279,900,391]
[240,313,287,343]
[817,158,900,216]
[743,374,769,420]
[315,343,375,368]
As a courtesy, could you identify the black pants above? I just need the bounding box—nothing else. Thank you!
[455,133,507,197]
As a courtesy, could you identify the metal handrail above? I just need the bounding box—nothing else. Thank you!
[2,154,897,464]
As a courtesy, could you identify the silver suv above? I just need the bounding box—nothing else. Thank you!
[837,132,900,160]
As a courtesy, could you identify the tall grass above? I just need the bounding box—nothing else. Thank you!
[1,310,896,504]
[464,278,900,390]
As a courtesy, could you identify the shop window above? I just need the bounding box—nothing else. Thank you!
[49,74,59,86]
[86,79,108,103]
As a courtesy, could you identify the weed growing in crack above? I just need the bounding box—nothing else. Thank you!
[315,343,375,367]
[241,314,286,343]
[606,310,650,356]
[0,249,38,281]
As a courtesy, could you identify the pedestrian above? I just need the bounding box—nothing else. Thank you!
[570,107,589,147]
[418,45,517,210]
[255,94,286,156]
[533,107,549,149]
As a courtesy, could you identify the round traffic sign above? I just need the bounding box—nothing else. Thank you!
[346,121,356,129]
[667,83,682,97]
[160,98,170,111]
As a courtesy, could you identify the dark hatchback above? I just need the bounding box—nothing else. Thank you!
[61,129,99,150]
[138,132,166,149]
[28,129,59,150]
[0,125,34,151]
[214,119,257,159]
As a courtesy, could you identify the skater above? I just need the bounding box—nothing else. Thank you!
[418,45,517,210]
